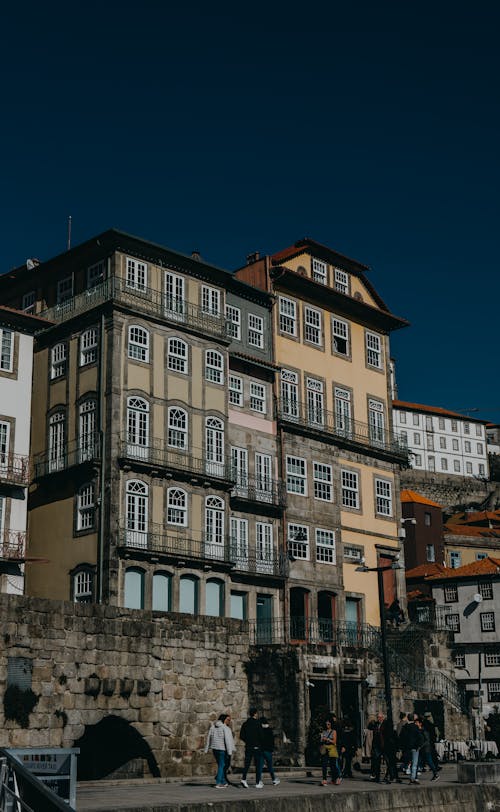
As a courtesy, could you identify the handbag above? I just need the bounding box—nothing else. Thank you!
[326,744,338,758]
[319,744,327,756]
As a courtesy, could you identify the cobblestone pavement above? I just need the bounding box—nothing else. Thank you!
[76,764,458,811]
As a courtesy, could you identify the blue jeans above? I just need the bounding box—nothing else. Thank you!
[410,748,419,780]
[242,747,263,782]
[213,749,226,785]
[261,749,275,780]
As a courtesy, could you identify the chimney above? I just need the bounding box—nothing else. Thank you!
[246,251,260,265]
[191,250,201,261]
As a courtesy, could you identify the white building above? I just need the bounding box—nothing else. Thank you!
[0,306,46,593]
[393,400,489,479]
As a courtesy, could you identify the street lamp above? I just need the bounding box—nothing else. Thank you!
[355,555,402,731]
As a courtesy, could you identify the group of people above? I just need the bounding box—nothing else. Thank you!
[205,708,280,790]
[368,710,441,784]
[319,715,357,785]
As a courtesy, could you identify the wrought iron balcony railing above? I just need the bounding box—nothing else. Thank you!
[0,530,26,560]
[119,523,233,564]
[231,477,286,508]
[229,544,287,578]
[33,436,100,478]
[118,439,236,484]
[39,276,230,340]
[0,453,30,486]
[276,399,409,461]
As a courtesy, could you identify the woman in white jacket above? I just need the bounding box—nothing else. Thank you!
[205,713,235,788]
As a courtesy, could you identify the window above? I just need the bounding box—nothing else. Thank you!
[476,424,482,437]
[124,567,144,609]
[179,576,198,614]
[51,342,67,379]
[477,552,487,560]
[428,455,435,471]
[414,454,422,466]
[225,304,241,340]
[452,438,459,451]
[366,331,382,369]
[57,275,73,303]
[80,327,98,366]
[454,460,461,473]
[205,417,224,476]
[439,436,447,449]
[201,285,221,316]
[487,682,500,701]
[48,411,65,472]
[167,488,187,526]
[248,313,264,348]
[167,338,188,374]
[341,469,359,509]
[454,652,465,668]
[231,446,248,494]
[332,317,350,356]
[481,613,495,632]
[375,478,392,516]
[279,296,297,336]
[466,462,473,474]
[401,431,408,444]
[0,421,10,468]
[438,417,446,430]
[477,442,484,454]
[400,412,407,424]
[307,377,324,425]
[288,523,308,559]
[79,399,97,461]
[228,374,243,406]
[152,572,171,612]
[256,522,274,573]
[126,480,148,547]
[441,458,448,471]
[205,350,224,384]
[316,529,335,564]
[164,271,185,320]
[127,397,149,457]
[427,434,434,451]
[446,614,460,632]
[450,551,461,568]
[485,652,500,667]
[286,456,307,495]
[334,268,349,294]
[444,584,458,602]
[73,569,94,603]
[426,545,435,562]
[313,462,333,501]
[413,433,421,445]
[22,291,36,313]
[464,441,471,453]
[413,414,419,426]
[451,420,458,432]
[230,517,248,566]
[369,399,385,445]
[304,307,322,345]
[250,382,266,414]
[126,257,147,291]
[281,369,299,418]
[479,582,493,600]
[167,407,187,449]
[77,483,95,531]
[230,591,247,620]
[87,261,105,289]
[335,387,352,436]
[312,258,327,284]
[205,496,225,555]
[206,579,224,617]
[344,545,363,562]
[424,512,431,526]
[128,326,149,362]
[255,453,272,501]
[464,422,470,434]
[479,463,485,476]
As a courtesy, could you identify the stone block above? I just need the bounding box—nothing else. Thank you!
[458,761,500,784]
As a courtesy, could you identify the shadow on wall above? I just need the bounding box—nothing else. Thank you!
[74,715,160,780]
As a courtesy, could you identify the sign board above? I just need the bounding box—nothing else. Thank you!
[7,748,79,807]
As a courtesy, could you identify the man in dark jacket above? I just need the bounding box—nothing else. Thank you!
[415,718,439,781]
[259,717,280,786]
[407,715,424,783]
[339,718,357,778]
[369,712,399,783]
[240,708,263,788]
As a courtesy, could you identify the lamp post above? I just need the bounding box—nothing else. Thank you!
[356,556,402,732]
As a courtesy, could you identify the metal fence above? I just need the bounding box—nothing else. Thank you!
[0,453,30,487]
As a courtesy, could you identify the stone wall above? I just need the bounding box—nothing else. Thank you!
[400,470,496,511]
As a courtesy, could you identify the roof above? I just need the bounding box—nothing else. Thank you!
[427,556,500,581]
[444,524,500,539]
[0,305,53,332]
[401,489,442,508]
[407,589,433,602]
[393,400,487,424]
[446,510,500,526]
[271,237,370,274]
[406,562,447,579]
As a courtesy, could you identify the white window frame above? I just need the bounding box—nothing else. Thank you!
[279,296,297,336]
[304,306,322,346]
[369,399,386,445]
[74,569,93,603]
[312,258,327,284]
[50,342,67,379]
[126,480,148,548]
[202,285,221,316]
[0,329,13,372]
[231,446,248,495]
[281,369,299,419]
[450,551,461,569]
[485,652,500,667]
[334,268,349,294]
[335,387,352,436]
[22,291,36,313]
[128,325,150,362]
[79,399,97,461]
[316,529,336,564]
[341,469,359,509]
[205,417,224,477]
[249,381,266,414]
[255,453,273,501]
[288,523,309,560]
[77,483,95,531]
[332,316,350,356]
[286,455,307,495]
[248,313,264,348]
[167,487,188,526]
[126,396,149,457]
[167,407,188,450]
[80,327,98,366]
[481,612,495,632]
[205,495,225,556]
[87,261,106,289]
[205,350,224,384]
[366,331,383,369]
[256,522,274,573]
[228,374,243,406]
[307,377,324,426]
[48,411,66,472]
[225,304,241,340]
[164,271,185,320]
[57,275,73,304]
[313,462,333,501]
[230,516,248,567]
[375,478,392,516]
[167,337,188,374]
[0,421,10,469]
[479,582,493,600]
[126,257,147,291]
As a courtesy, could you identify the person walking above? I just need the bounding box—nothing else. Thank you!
[259,717,280,786]
[407,714,424,784]
[398,712,414,775]
[222,714,236,785]
[240,708,263,788]
[205,713,234,788]
[339,717,357,778]
[423,712,441,772]
[320,719,341,785]
[415,717,439,781]
[369,712,399,783]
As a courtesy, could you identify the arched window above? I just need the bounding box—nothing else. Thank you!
[152,572,172,612]
[168,407,187,450]
[79,399,97,461]
[127,396,149,458]
[51,342,67,379]
[205,495,224,558]
[206,579,224,617]
[71,565,95,603]
[167,487,187,526]
[205,417,224,476]
[205,350,224,385]
[128,325,150,362]
[167,338,188,374]
[48,410,66,472]
[179,575,198,615]
[124,567,145,609]
[126,480,148,548]
[80,326,98,366]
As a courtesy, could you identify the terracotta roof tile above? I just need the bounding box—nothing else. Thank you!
[427,556,500,580]
[393,400,487,424]
[407,589,433,601]
[401,489,442,508]
[406,562,447,579]
[444,524,500,539]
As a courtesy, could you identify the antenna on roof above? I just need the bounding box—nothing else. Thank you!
[67,215,72,250]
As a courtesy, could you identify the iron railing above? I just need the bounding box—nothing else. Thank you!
[0,748,75,812]
[229,548,287,578]
[276,399,409,461]
[39,277,229,340]
[0,531,26,560]
[0,453,30,487]
[231,477,286,508]
[119,524,234,564]
[33,436,100,478]
[118,439,236,484]
[408,602,454,631]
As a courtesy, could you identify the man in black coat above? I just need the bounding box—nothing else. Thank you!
[240,708,263,788]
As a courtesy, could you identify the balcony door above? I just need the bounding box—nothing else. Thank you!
[255,453,272,502]
[231,446,248,497]
[256,594,273,644]
[0,421,9,474]
[126,480,148,548]
[335,387,352,437]
[126,397,149,460]
[164,271,185,321]
[205,418,224,477]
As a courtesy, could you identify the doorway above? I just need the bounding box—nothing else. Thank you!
[340,680,362,745]
[306,680,332,766]
[256,594,273,644]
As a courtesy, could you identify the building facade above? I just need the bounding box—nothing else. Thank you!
[400,488,445,570]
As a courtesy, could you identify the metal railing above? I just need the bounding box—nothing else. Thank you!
[39,277,230,340]
[231,477,286,508]
[118,439,236,483]
[33,436,100,478]
[119,524,234,564]
[0,453,30,487]
[0,531,26,560]
[276,399,409,460]
[408,602,454,631]
[0,748,76,812]
[229,548,287,578]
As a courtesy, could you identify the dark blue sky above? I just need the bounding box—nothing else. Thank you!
[2,2,499,421]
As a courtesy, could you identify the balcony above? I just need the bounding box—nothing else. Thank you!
[117,439,236,486]
[246,617,381,647]
[39,277,230,341]
[229,544,287,579]
[118,523,234,565]
[230,477,286,510]
[33,436,100,479]
[276,399,409,462]
[0,453,30,487]
[0,530,26,561]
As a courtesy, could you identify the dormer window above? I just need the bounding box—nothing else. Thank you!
[334,268,349,294]
[312,258,327,285]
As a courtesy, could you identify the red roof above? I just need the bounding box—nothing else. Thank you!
[393,400,487,424]
[446,510,500,526]
[407,589,433,602]
[427,556,500,580]
[406,562,447,579]
[271,238,370,272]
[444,524,500,539]
[401,489,442,508]
[0,305,51,325]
